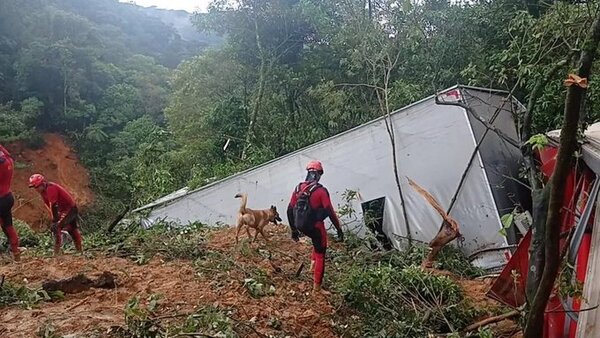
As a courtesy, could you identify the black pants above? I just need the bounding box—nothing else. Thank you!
[0,192,14,229]
[58,207,78,230]
[54,206,82,253]
[0,192,18,255]
[301,222,327,254]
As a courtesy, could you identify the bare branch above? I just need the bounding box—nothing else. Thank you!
[463,310,520,333]
[334,83,385,91]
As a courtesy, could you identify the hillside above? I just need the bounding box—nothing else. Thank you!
[136,6,224,47]
[52,0,220,67]
[1,0,597,336]
[0,0,199,216]
[7,134,94,230]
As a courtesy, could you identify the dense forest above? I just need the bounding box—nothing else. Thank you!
[2,1,600,337]
[1,0,599,224]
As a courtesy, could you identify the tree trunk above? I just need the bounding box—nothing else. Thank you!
[241,18,268,161]
[521,59,566,308]
[522,60,566,191]
[524,13,600,337]
[526,185,550,304]
[63,64,68,117]
[379,60,412,246]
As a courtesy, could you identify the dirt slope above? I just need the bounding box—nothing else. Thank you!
[6,134,94,229]
[0,226,336,338]
[0,256,198,337]
[0,226,520,338]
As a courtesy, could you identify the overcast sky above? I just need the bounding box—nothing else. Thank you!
[119,0,211,13]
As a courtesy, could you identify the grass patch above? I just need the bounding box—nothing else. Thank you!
[331,235,484,278]
[0,280,62,309]
[335,264,482,336]
[108,294,238,338]
[13,220,209,262]
[328,235,491,336]
[194,250,235,276]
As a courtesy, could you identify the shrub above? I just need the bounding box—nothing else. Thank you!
[0,281,58,309]
[336,264,481,336]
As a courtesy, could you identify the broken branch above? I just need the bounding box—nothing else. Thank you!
[463,310,520,333]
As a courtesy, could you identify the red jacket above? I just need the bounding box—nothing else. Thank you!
[40,182,76,219]
[0,145,13,197]
[288,182,342,230]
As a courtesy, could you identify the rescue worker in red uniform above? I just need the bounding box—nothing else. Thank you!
[29,174,83,255]
[0,145,20,261]
[287,160,343,293]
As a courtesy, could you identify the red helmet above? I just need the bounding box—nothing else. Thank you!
[306,160,323,173]
[28,174,46,188]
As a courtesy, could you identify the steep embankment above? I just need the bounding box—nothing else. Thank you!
[6,134,94,230]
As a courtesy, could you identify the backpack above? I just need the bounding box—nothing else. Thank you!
[293,182,321,233]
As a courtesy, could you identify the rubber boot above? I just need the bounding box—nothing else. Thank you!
[313,283,321,293]
[312,283,331,296]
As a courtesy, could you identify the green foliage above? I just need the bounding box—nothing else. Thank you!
[243,277,276,298]
[500,212,515,237]
[119,294,163,338]
[433,246,486,279]
[0,220,55,255]
[13,220,42,247]
[0,98,43,143]
[194,250,236,276]
[337,264,478,336]
[84,221,208,262]
[37,322,61,338]
[0,281,53,309]
[327,231,493,336]
[112,294,238,338]
[559,262,584,299]
[526,134,550,151]
[331,233,484,279]
[176,306,237,337]
[0,0,207,216]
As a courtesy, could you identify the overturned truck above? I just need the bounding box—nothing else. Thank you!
[133,85,530,271]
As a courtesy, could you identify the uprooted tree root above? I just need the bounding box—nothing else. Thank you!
[42,271,117,294]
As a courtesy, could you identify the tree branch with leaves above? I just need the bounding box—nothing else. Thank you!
[524,9,600,337]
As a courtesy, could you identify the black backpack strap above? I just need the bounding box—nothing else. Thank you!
[306,182,321,195]
[296,182,322,196]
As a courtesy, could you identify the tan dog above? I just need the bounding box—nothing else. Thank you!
[234,193,282,244]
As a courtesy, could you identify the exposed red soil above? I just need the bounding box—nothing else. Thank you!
[5,134,94,230]
[0,256,202,337]
[0,225,521,338]
[0,226,337,338]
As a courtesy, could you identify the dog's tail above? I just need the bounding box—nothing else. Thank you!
[234,193,248,214]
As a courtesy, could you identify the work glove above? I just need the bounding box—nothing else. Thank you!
[50,222,58,234]
[292,230,300,242]
[337,229,344,242]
